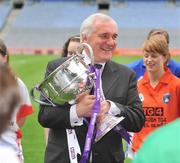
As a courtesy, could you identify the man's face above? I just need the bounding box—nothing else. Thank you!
[83,20,118,63]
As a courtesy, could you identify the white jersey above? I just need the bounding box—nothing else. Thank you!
[0,78,34,163]
[0,146,20,163]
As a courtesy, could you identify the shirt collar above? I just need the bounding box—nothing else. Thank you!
[82,50,105,70]
[141,68,173,85]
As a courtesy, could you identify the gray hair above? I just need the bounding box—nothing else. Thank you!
[80,13,117,37]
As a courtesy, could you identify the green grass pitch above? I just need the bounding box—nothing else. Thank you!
[9,55,180,163]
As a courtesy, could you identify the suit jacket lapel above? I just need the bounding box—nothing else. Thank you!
[102,61,119,96]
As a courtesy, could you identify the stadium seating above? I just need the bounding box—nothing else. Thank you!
[0,2,12,30]
[4,1,97,49]
[1,0,179,52]
[13,1,97,28]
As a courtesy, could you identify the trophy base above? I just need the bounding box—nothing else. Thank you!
[95,114,124,142]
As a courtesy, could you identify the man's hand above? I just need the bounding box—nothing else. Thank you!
[76,92,96,118]
[97,101,110,122]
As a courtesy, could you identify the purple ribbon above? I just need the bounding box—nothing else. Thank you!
[80,65,131,162]
[114,125,132,144]
[80,65,101,163]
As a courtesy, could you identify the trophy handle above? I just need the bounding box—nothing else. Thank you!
[76,43,94,65]
[30,85,56,106]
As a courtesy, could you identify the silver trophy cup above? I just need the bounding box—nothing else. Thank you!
[31,43,95,106]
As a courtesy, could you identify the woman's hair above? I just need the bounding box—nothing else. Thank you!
[0,39,9,63]
[0,62,20,135]
[61,35,80,57]
[143,35,171,65]
[147,29,169,44]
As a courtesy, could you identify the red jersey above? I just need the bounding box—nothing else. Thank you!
[132,68,180,152]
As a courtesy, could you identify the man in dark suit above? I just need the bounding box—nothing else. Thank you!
[38,13,145,163]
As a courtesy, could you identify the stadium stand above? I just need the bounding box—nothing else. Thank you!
[0,2,12,30]
[109,0,180,49]
[0,0,179,54]
[3,1,97,51]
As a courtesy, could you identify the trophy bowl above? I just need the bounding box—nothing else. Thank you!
[31,43,95,106]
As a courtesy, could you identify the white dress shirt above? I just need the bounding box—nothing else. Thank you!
[70,52,120,127]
